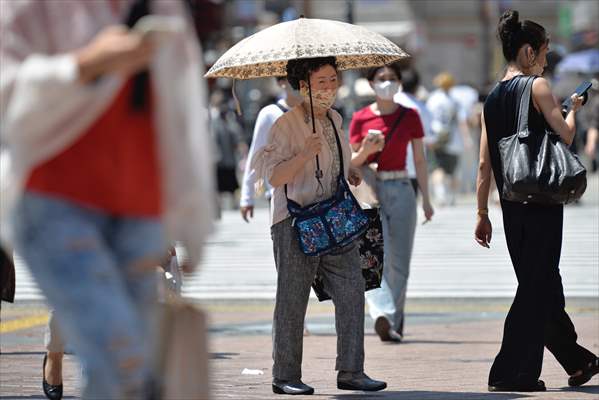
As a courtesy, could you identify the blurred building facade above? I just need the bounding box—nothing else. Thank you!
[198,0,598,91]
[194,0,598,139]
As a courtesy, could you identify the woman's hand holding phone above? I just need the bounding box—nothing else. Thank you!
[362,130,384,155]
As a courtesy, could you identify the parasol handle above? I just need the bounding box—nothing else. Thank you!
[232,79,242,116]
[307,75,324,183]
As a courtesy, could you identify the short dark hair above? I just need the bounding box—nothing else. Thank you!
[286,57,338,90]
[366,62,402,82]
[497,10,548,62]
[401,68,419,94]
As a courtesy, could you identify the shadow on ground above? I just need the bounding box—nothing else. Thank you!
[557,385,599,394]
[328,386,599,399]
[330,391,531,399]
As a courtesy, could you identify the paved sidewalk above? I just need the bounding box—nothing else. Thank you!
[1,299,598,399]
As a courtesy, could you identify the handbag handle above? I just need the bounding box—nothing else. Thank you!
[516,76,536,139]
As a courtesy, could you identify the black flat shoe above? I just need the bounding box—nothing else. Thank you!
[272,379,314,395]
[569,357,599,387]
[43,354,63,400]
[488,379,546,392]
[337,371,387,392]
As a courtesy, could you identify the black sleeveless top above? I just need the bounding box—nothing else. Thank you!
[483,76,546,197]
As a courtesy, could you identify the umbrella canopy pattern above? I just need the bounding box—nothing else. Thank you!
[205,18,409,79]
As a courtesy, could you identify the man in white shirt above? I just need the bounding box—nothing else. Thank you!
[240,77,302,222]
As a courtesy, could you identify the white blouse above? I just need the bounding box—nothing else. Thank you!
[252,105,351,226]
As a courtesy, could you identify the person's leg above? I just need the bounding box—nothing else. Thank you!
[445,153,460,206]
[541,207,597,376]
[320,243,386,392]
[489,202,560,386]
[319,243,365,373]
[108,217,166,392]
[368,180,417,334]
[44,310,64,386]
[271,218,318,382]
[12,193,159,399]
[544,298,597,376]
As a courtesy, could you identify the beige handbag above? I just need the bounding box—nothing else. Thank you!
[350,164,380,207]
[154,298,210,400]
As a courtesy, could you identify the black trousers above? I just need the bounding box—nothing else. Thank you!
[489,200,596,385]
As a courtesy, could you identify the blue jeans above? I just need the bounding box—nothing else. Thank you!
[13,192,166,399]
[365,179,417,333]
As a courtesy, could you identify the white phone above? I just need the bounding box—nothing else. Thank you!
[367,129,384,142]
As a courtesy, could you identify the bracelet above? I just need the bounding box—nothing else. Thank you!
[477,208,489,215]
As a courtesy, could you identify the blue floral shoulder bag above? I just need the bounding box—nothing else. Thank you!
[285,115,369,256]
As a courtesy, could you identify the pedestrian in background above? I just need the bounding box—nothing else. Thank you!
[239,77,303,222]
[210,89,245,212]
[252,56,386,395]
[427,72,467,206]
[394,68,435,194]
[349,63,433,342]
[581,84,599,172]
[0,1,213,398]
[475,9,598,392]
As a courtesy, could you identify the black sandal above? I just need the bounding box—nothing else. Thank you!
[568,357,599,387]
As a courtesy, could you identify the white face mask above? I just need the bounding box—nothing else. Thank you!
[373,80,400,100]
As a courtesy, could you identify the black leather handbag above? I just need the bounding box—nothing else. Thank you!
[498,76,587,204]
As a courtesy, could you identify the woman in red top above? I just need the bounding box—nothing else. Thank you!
[349,63,433,343]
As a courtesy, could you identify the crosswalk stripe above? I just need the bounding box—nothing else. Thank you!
[12,200,599,301]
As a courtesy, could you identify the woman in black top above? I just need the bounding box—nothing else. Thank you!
[475,10,598,392]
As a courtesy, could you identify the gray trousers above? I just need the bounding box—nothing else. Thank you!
[271,218,365,381]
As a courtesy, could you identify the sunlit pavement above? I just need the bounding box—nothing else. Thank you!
[2,175,597,398]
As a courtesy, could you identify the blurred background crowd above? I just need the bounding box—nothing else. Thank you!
[188,0,599,210]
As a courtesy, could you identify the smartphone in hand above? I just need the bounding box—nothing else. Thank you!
[367,129,384,142]
[561,80,592,114]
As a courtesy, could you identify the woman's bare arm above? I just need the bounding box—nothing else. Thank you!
[475,111,493,248]
[531,77,582,145]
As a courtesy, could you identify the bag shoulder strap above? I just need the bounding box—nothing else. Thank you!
[516,76,536,138]
[327,113,345,170]
[374,106,409,162]
[284,112,344,198]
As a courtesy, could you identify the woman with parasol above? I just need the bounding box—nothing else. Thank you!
[206,17,408,394]
[253,56,386,395]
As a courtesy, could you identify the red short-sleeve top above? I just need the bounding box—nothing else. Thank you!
[349,105,424,171]
[25,79,162,216]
